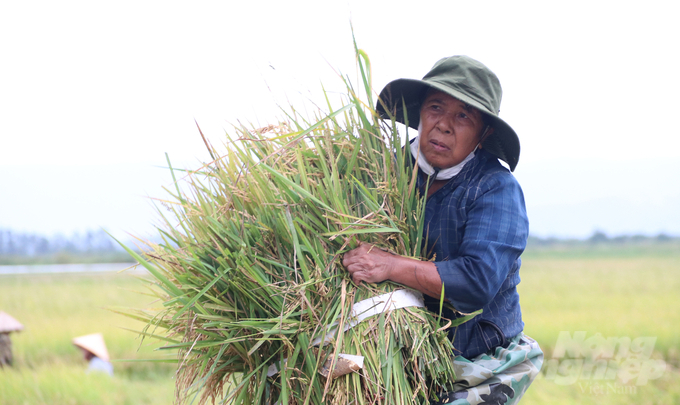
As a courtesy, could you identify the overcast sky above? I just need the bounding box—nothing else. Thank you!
[1,0,679,241]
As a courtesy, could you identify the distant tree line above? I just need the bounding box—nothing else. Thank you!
[0,229,133,265]
[528,230,678,246]
[0,229,120,256]
[2,228,676,265]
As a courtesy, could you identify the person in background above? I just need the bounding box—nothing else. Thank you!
[0,311,24,368]
[343,56,543,404]
[72,333,114,376]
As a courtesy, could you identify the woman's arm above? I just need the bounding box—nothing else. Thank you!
[342,243,443,299]
[432,173,528,313]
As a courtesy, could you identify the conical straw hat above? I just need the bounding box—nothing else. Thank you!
[0,311,24,333]
[72,333,110,362]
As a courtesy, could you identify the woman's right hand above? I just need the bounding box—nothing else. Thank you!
[341,243,395,285]
[343,242,444,299]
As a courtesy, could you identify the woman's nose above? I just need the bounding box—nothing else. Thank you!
[435,116,453,134]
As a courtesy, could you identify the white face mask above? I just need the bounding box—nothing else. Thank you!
[409,136,476,180]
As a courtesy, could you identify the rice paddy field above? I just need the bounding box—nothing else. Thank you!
[1,241,678,404]
[0,267,176,405]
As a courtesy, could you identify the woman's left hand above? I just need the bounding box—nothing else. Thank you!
[342,242,395,285]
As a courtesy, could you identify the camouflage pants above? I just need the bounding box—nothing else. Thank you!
[433,334,543,405]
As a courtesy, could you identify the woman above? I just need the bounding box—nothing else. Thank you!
[343,56,543,405]
[0,311,24,368]
[73,333,114,376]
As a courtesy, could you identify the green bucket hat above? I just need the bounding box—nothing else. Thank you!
[376,55,520,171]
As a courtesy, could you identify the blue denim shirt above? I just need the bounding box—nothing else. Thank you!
[418,149,528,359]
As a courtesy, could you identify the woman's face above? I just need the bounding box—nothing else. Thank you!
[418,90,487,169]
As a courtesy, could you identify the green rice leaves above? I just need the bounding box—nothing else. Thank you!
[128,48,470,405]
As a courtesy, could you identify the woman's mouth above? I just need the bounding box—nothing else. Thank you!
[429,139,450,151]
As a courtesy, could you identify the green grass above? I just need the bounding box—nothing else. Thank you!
[1,244,678,404]
[0,270,175,405]
[1,363,173,405]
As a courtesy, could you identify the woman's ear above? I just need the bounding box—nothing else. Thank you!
[478,125,494,149]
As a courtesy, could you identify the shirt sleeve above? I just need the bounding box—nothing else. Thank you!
[433,172,529,313]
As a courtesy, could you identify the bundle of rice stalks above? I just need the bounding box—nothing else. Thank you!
[120,49,474,404]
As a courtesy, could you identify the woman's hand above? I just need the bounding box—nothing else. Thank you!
[341,242,395,285]
[343,242,444,298]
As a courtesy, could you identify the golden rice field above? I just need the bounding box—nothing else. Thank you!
[520,242,680,405]
[0,267,176,405]
[1,242,678,404]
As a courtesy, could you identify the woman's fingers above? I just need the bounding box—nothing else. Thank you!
[341,242,367,267]
[342,243,371,270]
[342,243,391,284]
[350,271,367,285]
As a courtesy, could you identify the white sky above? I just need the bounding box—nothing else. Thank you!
[1,0,679,241]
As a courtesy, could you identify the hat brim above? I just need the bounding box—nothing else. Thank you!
[376,78,520,171]
[73,333,110,362]
[0,311,24,333]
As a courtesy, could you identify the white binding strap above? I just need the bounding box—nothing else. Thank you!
[267,289,425,377]
[311,289,425,346]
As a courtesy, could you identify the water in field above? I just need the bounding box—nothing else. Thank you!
[0,262,137,275]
